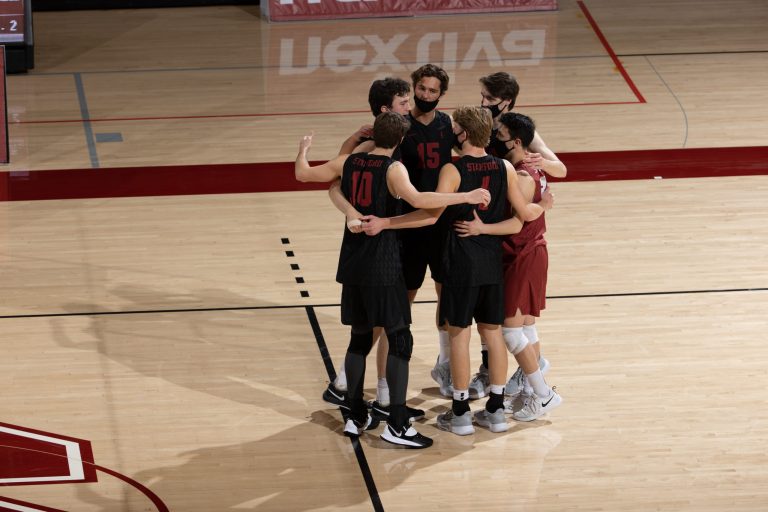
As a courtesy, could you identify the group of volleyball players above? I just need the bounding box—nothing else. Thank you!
[295,64,566,448]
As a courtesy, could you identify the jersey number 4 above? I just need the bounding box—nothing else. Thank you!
[351,171,373,207]
[478,175,491,211]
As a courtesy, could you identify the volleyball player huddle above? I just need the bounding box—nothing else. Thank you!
[295,65,566,449]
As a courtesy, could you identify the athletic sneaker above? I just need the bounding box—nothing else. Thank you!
[380,423,433,449]
[468,364,490,399]
[504,367,527,397]
[368,400,426,422]
[473,408,509,433]
[512,387,562,422]
[505,357,550,396]
[322,383,350,410]
[343,414,380,437]
[430,358,454,397]
[436,410,475,436]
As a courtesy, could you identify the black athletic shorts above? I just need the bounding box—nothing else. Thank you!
[438,283,504,328]
[400,224,444,290]
[340,281,412,329]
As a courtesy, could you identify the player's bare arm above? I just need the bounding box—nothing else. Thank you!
[387,162,490,210]
[328,178,365,233]
[528,131,567,178]
[295,132,347,182]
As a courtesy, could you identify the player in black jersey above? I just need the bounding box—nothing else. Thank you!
[463,71,567,399]
[337,77,412,158]
[295,112,490,448]
[358,106,550,436]
[435,106,551,435]
[397,65,457,398]
[325,77,411,411]
[330,65,460,403]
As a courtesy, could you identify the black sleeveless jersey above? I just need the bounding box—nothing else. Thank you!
[398,111,454,212]
[441,154,509,286]
[336,153,403,286]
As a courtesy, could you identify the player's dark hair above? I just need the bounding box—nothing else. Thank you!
[498,112,535,148]
[373,111,410,149]
[479,72,520,109]
[368,77,411,116]
[411,64,450,95]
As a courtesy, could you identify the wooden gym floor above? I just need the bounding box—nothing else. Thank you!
[1,1,767,510]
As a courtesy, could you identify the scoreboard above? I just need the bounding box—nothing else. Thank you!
[0,0,25,44]
[1,0,32,73]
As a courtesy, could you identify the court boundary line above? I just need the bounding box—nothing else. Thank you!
[2,287,765,320]
[577,0,646,103]
[305,306,385,512]
[15,101,639,126]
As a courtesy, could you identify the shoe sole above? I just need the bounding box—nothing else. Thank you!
[474,412,509,433]
[437,421,475,436]
[475,419,509,432]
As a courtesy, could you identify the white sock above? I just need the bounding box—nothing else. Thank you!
[335,365,347,391]
[453,389,469,402]
[526,369,550,398]
[489,384,504,395]
[377,377,390,406]
[437,329,450,364]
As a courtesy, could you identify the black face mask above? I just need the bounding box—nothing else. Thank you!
[483,100,506,119]
[413,95,440,113]
[489,136,512,158]
[453,130,466,152]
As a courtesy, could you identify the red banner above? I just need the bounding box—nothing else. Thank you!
[263,0,557,22]
[0,47,7,165]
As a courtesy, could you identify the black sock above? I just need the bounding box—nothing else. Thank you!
[481,349,489,369]
[344,352,367,421]
[452,398,470,416]
[485,392,504,413]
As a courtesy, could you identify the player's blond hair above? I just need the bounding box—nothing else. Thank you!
[452,106,492,148]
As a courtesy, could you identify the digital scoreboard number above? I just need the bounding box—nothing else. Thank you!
[0,0,25,44]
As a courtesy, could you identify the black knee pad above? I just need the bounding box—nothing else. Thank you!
[347,329,374,356]
[386,327,413,361]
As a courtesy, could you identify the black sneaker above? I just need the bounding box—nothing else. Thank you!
[380,423,433,449]
[343,414,381,437]
[323,383,350,411]
[368,400,425,422]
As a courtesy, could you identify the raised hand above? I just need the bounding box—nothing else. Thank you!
[298,132,315,154]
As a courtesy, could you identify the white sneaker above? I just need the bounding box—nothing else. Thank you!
[512,388,562,422]
[430,358,454,397]
[468,365,490,399]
